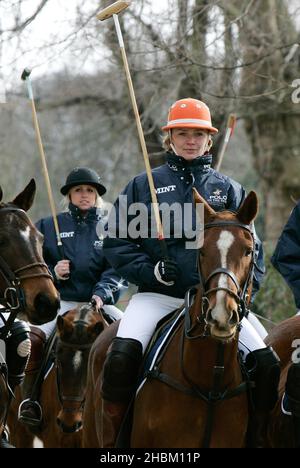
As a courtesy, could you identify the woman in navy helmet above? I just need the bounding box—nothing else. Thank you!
[18,167,127,426]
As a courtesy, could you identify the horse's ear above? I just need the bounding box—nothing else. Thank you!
[193,187,216,223]
[57,315,65,333]
[90,321,105,338]
[57,315,74,338]
[236,191,258,225]
[12,179,36,212]
[0,186,2,202]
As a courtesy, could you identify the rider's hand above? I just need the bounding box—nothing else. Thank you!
[54,260,70,281]
[154,257,178,286]
[91,295,104,310]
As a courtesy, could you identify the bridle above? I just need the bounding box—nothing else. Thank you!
[55,318,94,433]
[197,220,255,325]
[0,206,53,338]
[146,219,257,448]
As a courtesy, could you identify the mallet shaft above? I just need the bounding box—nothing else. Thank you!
[30,99,62,247]
[118,29,164,238]
[22,70,62,248]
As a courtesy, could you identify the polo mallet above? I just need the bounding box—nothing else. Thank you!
[97,1,167,253]
[21,68,63,256]
[215,114,237,172]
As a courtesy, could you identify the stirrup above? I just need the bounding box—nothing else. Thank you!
[18,398,43,426]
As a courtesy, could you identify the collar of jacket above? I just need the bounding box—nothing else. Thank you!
[68,203,97,223]
[166,152,213,173]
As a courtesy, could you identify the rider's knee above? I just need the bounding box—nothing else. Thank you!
[5,320,31,387]
[102,337,143,402]
[26,327,46,374]
[246,347,281,410]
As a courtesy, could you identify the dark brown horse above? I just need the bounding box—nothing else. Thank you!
[8,303,107,448]
[0,179,60,441]
[83,190,258,448]
[265,315,300,447]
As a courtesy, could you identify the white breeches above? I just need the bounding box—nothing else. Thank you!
[116,292,267,357]
[30,300,123,339]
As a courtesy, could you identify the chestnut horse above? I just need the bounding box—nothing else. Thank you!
[83,190,259,448]
[8,303,107,448]
[265,315,300,447]
[0,179,60,440]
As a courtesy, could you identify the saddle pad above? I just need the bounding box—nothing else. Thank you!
[136,308,185,394]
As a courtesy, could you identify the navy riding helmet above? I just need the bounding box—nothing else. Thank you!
[60,167,106,196]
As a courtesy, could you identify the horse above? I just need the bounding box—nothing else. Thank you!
[82,189,259,448]
[8,303,108,448]
[0,179,60,441]
[264,315,300,448]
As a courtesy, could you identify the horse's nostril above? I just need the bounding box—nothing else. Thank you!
[229,310,239,326]
[34,293,59,321]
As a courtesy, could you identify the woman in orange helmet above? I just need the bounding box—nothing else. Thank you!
[101,98,279,444]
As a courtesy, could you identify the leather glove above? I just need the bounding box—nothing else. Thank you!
[154,257,178,286]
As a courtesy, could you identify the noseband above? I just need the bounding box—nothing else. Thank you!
[198,220,255,323]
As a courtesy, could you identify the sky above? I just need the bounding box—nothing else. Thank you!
[1,0,299,101]
[0,0,170,90]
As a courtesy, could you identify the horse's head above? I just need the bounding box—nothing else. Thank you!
[194,189,258,341]
[0,180,60,324]
[55,303,107,433]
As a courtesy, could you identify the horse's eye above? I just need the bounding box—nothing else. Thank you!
[198,249,204,257]
[245,249,253,257]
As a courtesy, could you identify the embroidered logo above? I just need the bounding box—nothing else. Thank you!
[155,185,177,194]
[94,239,103,249]
[60,231,74,238]
[208,189,227,204]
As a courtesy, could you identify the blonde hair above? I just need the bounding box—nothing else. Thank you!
[162,130,213,152]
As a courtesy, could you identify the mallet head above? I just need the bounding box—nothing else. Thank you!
[97,1,131,21]
[21,68,32,81]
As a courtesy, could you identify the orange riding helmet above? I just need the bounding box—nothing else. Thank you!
[162,98,218,134]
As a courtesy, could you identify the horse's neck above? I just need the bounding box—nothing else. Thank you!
[183,293,240,388]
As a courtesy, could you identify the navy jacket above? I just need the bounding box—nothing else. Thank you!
[103,153,264,299]
[271,201,300,308]
[37,203,126,304]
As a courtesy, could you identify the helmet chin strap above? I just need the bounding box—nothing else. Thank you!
[170,143,179,155]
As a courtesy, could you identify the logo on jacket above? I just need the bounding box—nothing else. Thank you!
[60,231,74,238]
[94,239,103,249]
[155,185,177,194]
[208,189,227,204]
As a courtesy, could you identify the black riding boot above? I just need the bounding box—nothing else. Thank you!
[101,337,143,447]
[285,363,300,448]
[245,347,280,447]
[18,327,46,427]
